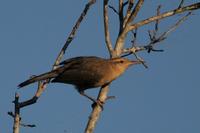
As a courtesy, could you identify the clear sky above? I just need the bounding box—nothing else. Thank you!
[0,0,200,133]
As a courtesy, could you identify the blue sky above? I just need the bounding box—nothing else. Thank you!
[0,0,200,133]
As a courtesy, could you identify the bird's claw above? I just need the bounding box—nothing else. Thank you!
[91,100,104,110]
[91,96,116,110]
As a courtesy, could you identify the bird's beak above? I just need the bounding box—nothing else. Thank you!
[130,60,143,65]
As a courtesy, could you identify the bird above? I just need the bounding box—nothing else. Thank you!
[18,56,141,104]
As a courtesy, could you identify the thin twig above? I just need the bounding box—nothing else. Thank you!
[124,0,135,27]
[119,0,124,34]
[178,0,185,9]
[53,0,97,68]
[152,12,192,46]
[131,29,137,46]
[146,11,192,52]
[129,2,200,31]
[155,5,162,33]
[114,0,144,56]
[108,5,119,15]
[20,123,36,128]
[122,12,192,56]
[114,2,199,65]
[103,0,113,56]
[123,1,129,7]
[133,52,148,68]
[8,112,15,118]
[125,0,144,27]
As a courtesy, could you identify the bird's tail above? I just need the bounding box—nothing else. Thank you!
[18,69,61,88]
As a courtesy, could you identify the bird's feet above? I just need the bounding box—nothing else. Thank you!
[91,96,116,110]
[78,90,116,110]
[91,100,104,110]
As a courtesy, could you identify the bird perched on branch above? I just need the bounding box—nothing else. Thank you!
[18,56,141,104]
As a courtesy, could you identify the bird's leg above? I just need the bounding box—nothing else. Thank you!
[78,90,104,109]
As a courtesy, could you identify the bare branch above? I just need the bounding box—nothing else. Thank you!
[133,52,148,68]
[178,0,185,8]
[125,0,144,27]
[119,0,124,34]
[151,12,192,47]
[20,123,36,128]
[84,85,110,133]
[124,0,135,27]
[122,12,192,56]
[131,29,137,46]
[115,2,200,57]
[147,5,162,43]
[8,111,15,118]
[103,0,113,56]
[13,93,20,133]
[129,2,200,31]
[53,0,97,68]
[155,5,162,33]
[16,81,46,108]
[8,110,36,129]
[114,0,144,56]
[108,5,119,15]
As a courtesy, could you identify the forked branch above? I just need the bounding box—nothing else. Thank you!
[129,2,200,31]
[122,12,192,57]
[114,2,200,57]
[123,0,135,27]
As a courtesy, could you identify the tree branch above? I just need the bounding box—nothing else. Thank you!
[114,0,144,57]
[123,0,135,27]
[124,0,144,27]
[13,93,20,133]
[108,5,119,15]
[178,0,185,9]
[84,85,109,133]
[122,12,192,56]
[53,0,97,68]
[119,0,124,34]
[103,0,113,56]
[113,2,200,57]
[129,2,200,31]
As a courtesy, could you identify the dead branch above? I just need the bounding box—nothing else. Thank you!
[84,86,110,133]
[178,0,185,9]
[53,0,97,68]
[108,5,119,15]
[125,0,144,25]
[122,12,192,56]
[114,0,144,57]
[13,93,20,133]
[129,2,200,31]
[119,0,124,34]
[103,0,113,56]
[114,2,199,57]
[123,0,135,27]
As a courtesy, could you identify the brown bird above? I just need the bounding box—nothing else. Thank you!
[18,56,140,104]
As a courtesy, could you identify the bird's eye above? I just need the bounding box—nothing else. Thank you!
[120,60,124,63]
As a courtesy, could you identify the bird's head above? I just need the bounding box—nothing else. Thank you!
[110,57,141,73]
